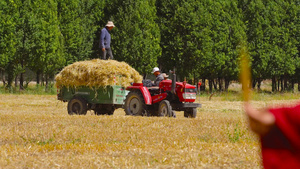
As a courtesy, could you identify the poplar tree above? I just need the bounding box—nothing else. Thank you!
[5,0,33,89]
[27,0,64,87]
[157,0,246,91]
[57,0,105,64]
[156,0,207,80]
[105,0,161,75]
[244,0,299,91]
[0,0,18,86]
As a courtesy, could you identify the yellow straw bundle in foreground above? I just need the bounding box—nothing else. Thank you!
[239,45,251,102]
[55,59,143,88]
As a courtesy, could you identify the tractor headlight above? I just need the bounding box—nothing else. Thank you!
[182,93,196,100]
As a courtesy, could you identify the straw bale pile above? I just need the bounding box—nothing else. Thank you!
[55,59,142,88]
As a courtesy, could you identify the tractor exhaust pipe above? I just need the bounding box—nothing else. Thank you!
[170,68,176,94]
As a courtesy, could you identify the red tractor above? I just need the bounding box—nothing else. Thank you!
[124,71,201,118]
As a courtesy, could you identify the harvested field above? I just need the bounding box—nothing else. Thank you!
[0,94,299,168]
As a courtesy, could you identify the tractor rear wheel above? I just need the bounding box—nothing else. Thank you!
[184,108,197,118]
[67,97,87,115]
[158,100,173,117]
[124,91,146,116]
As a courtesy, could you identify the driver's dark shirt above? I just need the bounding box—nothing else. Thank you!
[153,73,164,86]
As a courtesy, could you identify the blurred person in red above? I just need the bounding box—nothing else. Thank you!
[244,102,300,168]
[197,80,202,94]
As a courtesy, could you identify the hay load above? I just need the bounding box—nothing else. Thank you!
[55,59,143,88]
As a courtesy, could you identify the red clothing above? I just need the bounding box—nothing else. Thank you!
[262,104,300,169]
[198,82,202,89]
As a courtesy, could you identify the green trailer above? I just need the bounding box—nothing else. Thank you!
[57,85,128,115]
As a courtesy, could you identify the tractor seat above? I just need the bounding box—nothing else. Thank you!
[147,86,160,95]
[147,86,159,90]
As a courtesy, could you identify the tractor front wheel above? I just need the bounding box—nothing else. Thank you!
[158,100,173,117]
[124,91,146,116]
[67,97,87,115]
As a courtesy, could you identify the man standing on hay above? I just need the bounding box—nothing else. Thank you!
[100,21,115,60]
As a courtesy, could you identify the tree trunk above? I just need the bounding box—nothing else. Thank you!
[202,78,206,91]
[1,70,6,86]
[209,79,213,93]
[272,76,276,92]
[193,73,198,86]
[224,79,230,91]
[218,78,223,91]
[19,59,24,90]
[257,79,262,91]
[45,75,49,91]
[213,79,217,90]
[41,73,45,86]
[291,79,294,91]
[36,70,40,85]
[6,62,14,88]
[14,75,18,88]
[19,73,24,90]
[284,75,288,91]
[280,78,284,92]
[252,79,256,89]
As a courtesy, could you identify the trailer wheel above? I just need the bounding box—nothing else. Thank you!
[124,91,146,116]
[158,100,172,117]
[68,97,87,115]
[184,108,197,118]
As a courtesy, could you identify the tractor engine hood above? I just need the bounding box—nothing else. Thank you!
[159,80,197,102]
[159,80,195,90]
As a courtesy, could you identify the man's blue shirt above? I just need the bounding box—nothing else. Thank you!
[100,27,111,49]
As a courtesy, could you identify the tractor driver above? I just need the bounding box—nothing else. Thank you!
[151,67,164,86]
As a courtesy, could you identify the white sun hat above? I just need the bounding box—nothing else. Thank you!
[106,21,115,27]
[151,67,160,73]
[161,73,169,78]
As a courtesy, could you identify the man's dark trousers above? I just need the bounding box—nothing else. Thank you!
[102,48,113,60]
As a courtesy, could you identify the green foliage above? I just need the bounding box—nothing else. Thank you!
[0,84,57,95]
[244,0,299,84]
[57,0,105,64]
[27,0,64,78]
[0,0,299,92]
[105,0,161,74]
[157,0,246,84]
[0,0,105,89]
[0,0,17,69]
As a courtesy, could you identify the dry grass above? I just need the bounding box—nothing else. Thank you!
[1,94,299,168]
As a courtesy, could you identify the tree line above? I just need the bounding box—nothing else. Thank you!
[0,0,299,92]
